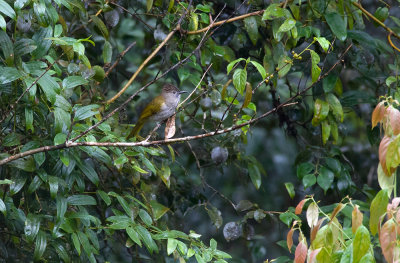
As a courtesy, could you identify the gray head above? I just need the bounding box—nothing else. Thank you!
[161,84,187,107]
[162,84,186,95]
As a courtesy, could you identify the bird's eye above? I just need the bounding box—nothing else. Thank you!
[174,91,177,94]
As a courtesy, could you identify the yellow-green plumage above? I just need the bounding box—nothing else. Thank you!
[127,95,165,138]
[127,84,186,139]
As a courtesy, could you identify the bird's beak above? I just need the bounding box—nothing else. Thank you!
[179,91,188,94]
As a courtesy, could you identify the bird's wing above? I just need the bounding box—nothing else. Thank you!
[138,95,165,120]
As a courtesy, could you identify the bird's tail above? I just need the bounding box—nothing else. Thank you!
[127,121,145,139]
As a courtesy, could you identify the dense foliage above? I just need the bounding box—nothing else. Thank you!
[1,0,400,262]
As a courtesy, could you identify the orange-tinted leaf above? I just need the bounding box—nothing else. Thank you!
[391,197,400,209]
[311,218,325,243]
[165,114,176,139]
[388,106,400,135]
[309,248,321,263]
[372,101,386,128]
[352,205,363,234]
[295,199,307,215]
[287,228,294,253]
[306,202,319,228]
[294,241,307,263]
[242,82,252,109]
[380,219,396,263]
[379,136,395,176]
[330,203,344,221]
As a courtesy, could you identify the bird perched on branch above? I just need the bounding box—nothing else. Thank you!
[127,84,187,139]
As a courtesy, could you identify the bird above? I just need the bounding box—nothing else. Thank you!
[127,84,187,139]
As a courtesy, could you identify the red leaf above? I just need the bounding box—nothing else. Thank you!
[379,136,395,176]
[309,248,321,263]
[311,218,325,243]
[371,101,386,128]
[294,241,307,263]
[330,203,344,220]
[380,219,396,263]
[352,205,363,234]
[287,228,294,253]
[388,106,400,135]
[295,199,307,215]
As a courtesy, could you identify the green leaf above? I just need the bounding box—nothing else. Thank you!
[53,242,71,263]
[0,198,6,215]
[32,27,53,59]
[14,38,37,57]
[25,107,34,132]
[326,93,343,122]
[27,176,42,194]
[57,197,67,221]
[3,132,20,147]
[207,205,223,229]
[226,58,245,74]
[62,76,88,89]
[323,74,338,93]
[91,15,109,39]
[277,55,291,78]
[54,107,71,133]
[312,99,329,126]
[71,233,81,255]
[244,16,259,45]
[167,238,178,255]
[250,61,266,79]
[146,0,153,12]
[315,37,330,52]
[77,231,93,255]
[0,14,5,31]
[321,120,331,145]
[25,214,40,242]
[325,12,347,41]
[297,162,314,178]
[233,68,247,95]
[10,173,27,194]
[302,174,316,188]
[284,182,295,199]
[37,72,60,104]
[54,133,67,145]
[353,226,370,263]
[369,189,388,235]
[310,50,321,83]
[126,226,142,247]
[278,18,296,33]
[139,209,153,226]
[9,157,36,172]
[262,4,286,20]
[248,162,261,189]
[135,225,158,254]
[0,67,22,84]
[76,160,99,185]
[96,190,111,206]
[67,195,97,206]
[73,104,99,121]
[0,30,14,65]
[317,166,334,192]
[34,231,47,261]
[150,200,169,220]
[49,176,59,199]
[0,0,15,19]
[103,41,112,64]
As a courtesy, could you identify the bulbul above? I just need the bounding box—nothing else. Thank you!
[127,84,187,138]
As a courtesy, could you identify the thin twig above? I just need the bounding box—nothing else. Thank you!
[105,1,193,105]
[104,41,137,78]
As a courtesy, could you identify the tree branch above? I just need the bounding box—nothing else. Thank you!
[0,102,297,166]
